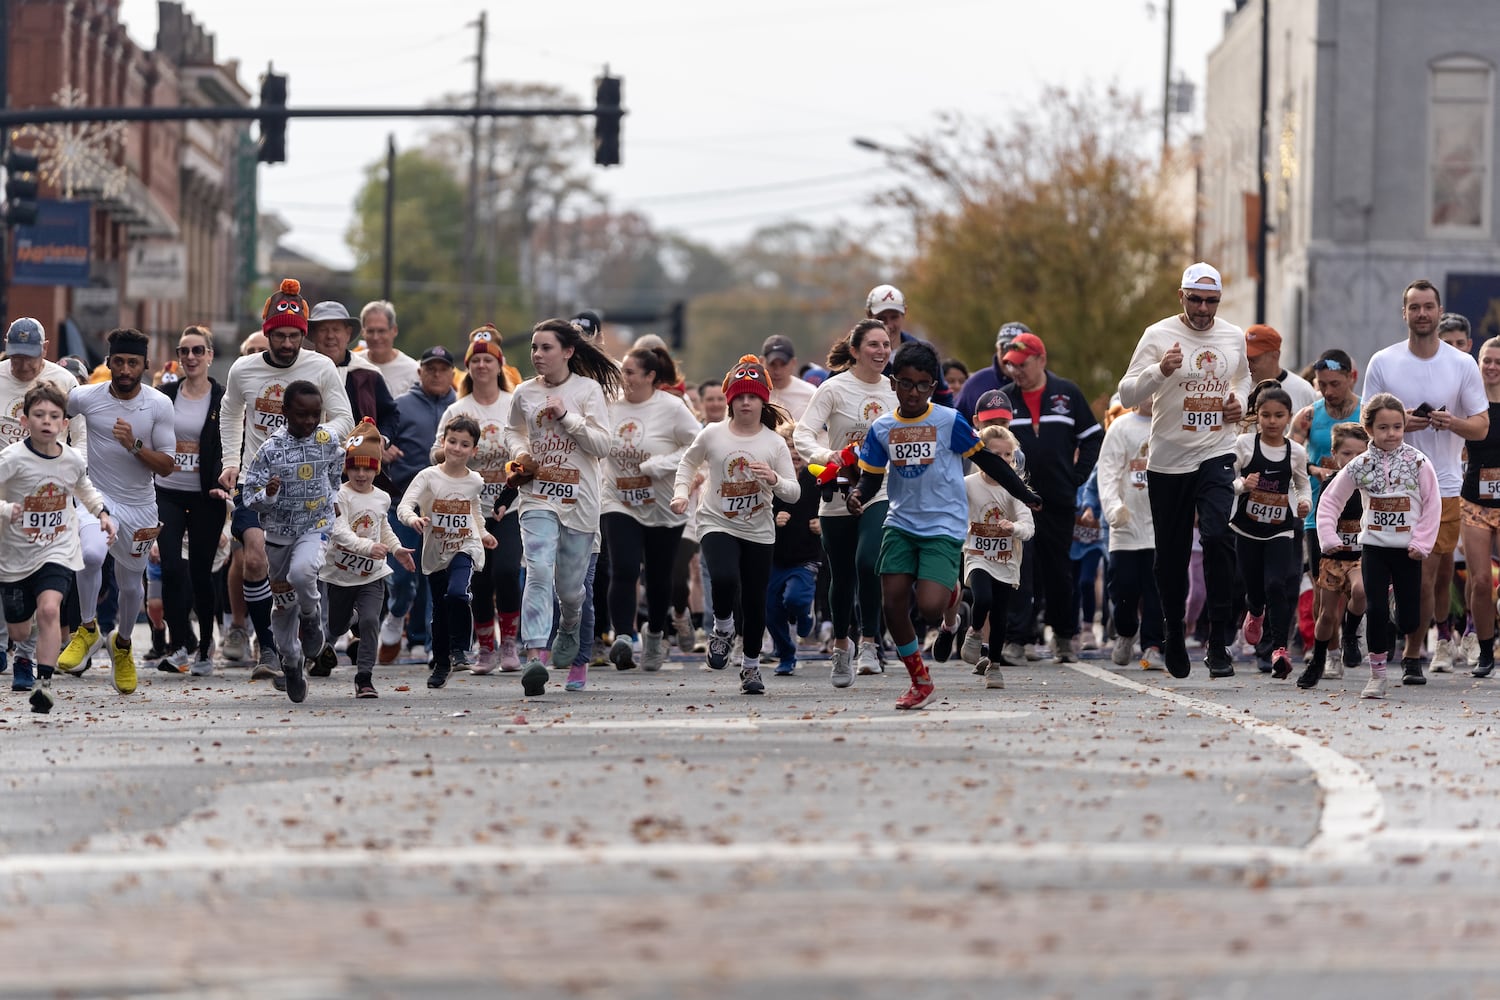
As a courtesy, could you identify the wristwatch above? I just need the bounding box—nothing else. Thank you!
[130,438,143,456]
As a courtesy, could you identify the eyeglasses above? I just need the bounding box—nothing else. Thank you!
[1313,358,1346,372]
[176,344,208,357]
[1184,294,1221,306]
[894,378,936,394]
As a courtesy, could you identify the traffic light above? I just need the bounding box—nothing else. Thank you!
[594,74,621,167]
[257,71,288,164]
[3,149,39,227]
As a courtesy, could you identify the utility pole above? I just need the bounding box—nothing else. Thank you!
[382,134,395,303]
[1161,0,1174,158]
[460,11,486,332]
[1255,0,1270,324]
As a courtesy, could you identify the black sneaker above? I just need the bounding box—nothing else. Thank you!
[706,628,733,671]
[1271,652,1292,679]
[932,626,958,663]
[309,644,338,677]
[739,665,765,695]
[1401,657,1426,685]
[427,662,451,689]
[1475,652,1495,678]
[29,680,53,714]
[1162,633,1190,679]
[10,656,34,692]
[1341,636,1362,670]
[283,658,308,703]
[1206,646,1235,678]
[1296,660,1324,689]
[354,672,378,698]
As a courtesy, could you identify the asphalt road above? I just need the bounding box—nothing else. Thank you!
[4,638,1500,998]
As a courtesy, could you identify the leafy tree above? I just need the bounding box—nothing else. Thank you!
[889,87,1190,401]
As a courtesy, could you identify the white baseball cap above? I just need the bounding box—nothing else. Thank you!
[865,284,906,316]
[1180,262,1222,292]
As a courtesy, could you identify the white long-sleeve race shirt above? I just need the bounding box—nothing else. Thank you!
[674,422,799,545]
[220,350,353,481]
[504,374,612,533]
[1118,315,1251,474]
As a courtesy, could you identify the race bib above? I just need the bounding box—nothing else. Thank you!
[431,498,470,536]
[480,468,506,501]
[1128,458,1148,490]
[616,475,653,507]
[1182,395,1224,432]
[1369,495,1411,532]
[20,491,67,543]
[1073,517,1100,544]
[531,466,579,504]
[719,479,762,517]
[253,391,285,435]
[130,523,162,558]
[1246,488,1289,525]
[967,522,1013,562]
[1337,517,1362,549]
[1481,468,1500,499]
[333,546,378,578]
[888,425,938,467]
[173,440,200,475]
[270,580,296,611]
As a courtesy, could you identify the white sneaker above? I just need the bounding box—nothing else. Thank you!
[960,633,984,665]
[829,646,854,688]
[1326,651,1345,679]
[1025,643,1046,662]
[378,614,405,649]
[1361,673,1387,699]
[1000,642,1026,665]
[982,657,1005,689]
[1050,634,1077,664]
[1141,646,1164,671]
[1111,632,1134,666]
[219,626,249,664]
[1461,632,1479,671]
[853,641,882,675]
[1432,638,1454,673]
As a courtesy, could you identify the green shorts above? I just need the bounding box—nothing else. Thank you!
[877,526,963,585]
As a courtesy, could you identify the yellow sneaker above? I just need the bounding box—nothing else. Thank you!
[58,622,102,675]
[109,632,137,695]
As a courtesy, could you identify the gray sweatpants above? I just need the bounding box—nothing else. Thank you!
[267,531,327,666]
[328,578,385,675]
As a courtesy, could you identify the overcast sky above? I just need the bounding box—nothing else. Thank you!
[117,0,1234,270]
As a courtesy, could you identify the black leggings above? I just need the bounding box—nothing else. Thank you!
[469,513,521,626]
[156,486,225,657]
[699,531,773,658]
[1362,544,1422,658]
[819,500,887,641]
[1235,533,1298,650]
[602,512,684,636]
[671,536,698,613]
[967,569,1014,646]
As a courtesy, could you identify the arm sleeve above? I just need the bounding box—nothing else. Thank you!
[321,366,354,441]
[396,472,427,528]
[503,392,530,460]
[1412,459,1442,557]
[1315,465,1356,551]
[1118,332,1168,409]
[792,381,837,467]
[559,384,612,457]
[970,448,1042,507]
[639,405,701,479]
[1009,497,1036,542]
[149,395,176,453]
[1289,441,1312,510]
[220,366,246,470]
[673,428,709,502]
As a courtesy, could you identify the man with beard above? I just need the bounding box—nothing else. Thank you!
[57,328,177,693]
[1118,263,1249,680]
[1363,279,1488,686]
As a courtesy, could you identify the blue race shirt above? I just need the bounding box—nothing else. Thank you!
[1305,395,1360,530]
[859,403,983,540]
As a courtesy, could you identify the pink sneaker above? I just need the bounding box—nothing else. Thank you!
[471,641,499,675]
[499,637,521,672]
[1242,610,1264,646]
[565,664,588,692]
[894,681,935,710]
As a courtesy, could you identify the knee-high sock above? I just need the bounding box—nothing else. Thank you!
[243,577,276,650]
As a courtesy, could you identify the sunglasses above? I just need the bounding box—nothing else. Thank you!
[1184,294,1221,306]
[176,344,208,356]
[1313,358,1346,372]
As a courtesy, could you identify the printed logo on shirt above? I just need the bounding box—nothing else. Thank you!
[351,511,377,536]
[860,400,885,423]
[0,398,25,448]
[1049,394,1071,416]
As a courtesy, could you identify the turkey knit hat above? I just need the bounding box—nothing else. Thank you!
[465,324,504,366]
[344,417,384,471]
[722,354,771,405]
[262,278,309,335]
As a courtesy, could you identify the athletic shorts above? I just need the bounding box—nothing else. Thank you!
[878,526,963,586]
[1434,496,1461,555]
[230,484,262,542]
[1315,556,1360,599]
[0,563,74,624]
[1461,499,1500,533]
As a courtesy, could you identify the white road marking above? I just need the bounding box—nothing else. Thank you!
[1067,661,1385,864]
[570,709,1030,730]
[0,838,1308,878]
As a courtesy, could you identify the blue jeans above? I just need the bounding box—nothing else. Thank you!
[386,508,429,646]
[519,510,595,650]
[766,562,817,663]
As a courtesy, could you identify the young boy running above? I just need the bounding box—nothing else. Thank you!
[0,384,115,713]
[243,380,344,704]
[848,342,1040,710]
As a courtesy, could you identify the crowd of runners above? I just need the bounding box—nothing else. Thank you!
[3,263,1492,715]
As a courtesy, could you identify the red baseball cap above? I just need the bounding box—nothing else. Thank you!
[1002,332,1045,367]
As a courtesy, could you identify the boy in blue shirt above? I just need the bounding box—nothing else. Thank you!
[849,342,1040,709]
